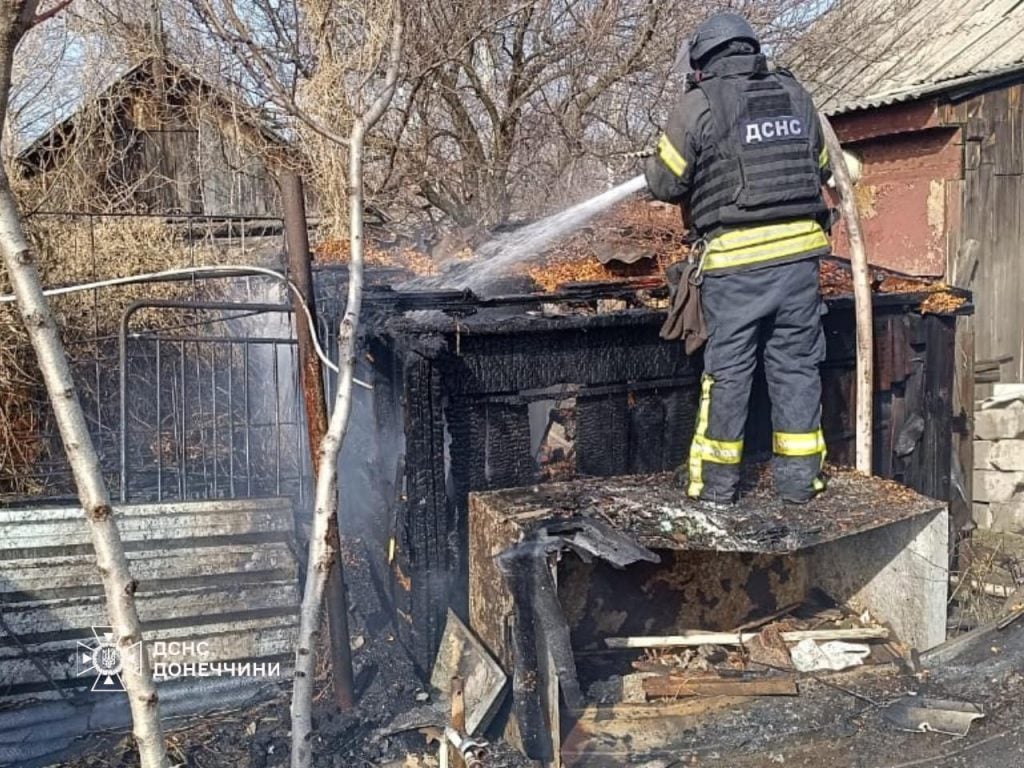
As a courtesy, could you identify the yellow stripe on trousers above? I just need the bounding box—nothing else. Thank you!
[774,428,829,492]
[773,429,826,456]
[687,375,743,498]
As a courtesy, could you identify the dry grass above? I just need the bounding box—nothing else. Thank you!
[0,213,259,496]
[315,236,440,276]
[950,531,1024,631]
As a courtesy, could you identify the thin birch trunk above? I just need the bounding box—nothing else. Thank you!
[819,113,873,474]
[0,4,168,766]
[290,10,404,767]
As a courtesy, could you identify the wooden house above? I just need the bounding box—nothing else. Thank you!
[17,58,287,217]
[789,0,1024,385]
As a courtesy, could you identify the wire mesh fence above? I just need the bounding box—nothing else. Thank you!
[0,212,322,505]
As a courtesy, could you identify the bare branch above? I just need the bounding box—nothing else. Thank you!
[30,0,72,28]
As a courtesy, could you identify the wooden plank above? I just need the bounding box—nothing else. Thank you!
[0,501,294,555]
[468,493,528,752]
[0,544,298,600]
[952,315,975,547]
[0,581,299,639]
[0,622,298,689]
[875,315,893,392]
[604,627,889,649]
[576,393,629,476]
[641,675,798,699]
[976,355,1015,372]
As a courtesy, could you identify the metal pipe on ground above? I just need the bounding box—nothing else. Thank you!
[282,172,356,712]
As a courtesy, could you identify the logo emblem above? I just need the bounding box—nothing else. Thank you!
[76,627,141,692]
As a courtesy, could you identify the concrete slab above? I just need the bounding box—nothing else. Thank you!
[471,467,950,661]
[976,402,1024,440]
[973,470,1024,502]
[975,439,1024,471]
[466,469,951,766]
[989,501,1024,533]
[808,508,948,651]
[472,468,945,554]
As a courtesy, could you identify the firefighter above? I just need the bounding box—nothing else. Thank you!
[645,12,832,507]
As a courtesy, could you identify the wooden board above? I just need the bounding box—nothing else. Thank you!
[641,675,798,699]
[0,497,300,700]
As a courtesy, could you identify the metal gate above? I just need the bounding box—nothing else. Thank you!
[117,296,313,504]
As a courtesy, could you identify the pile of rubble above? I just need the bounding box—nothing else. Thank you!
[595,599,898,705]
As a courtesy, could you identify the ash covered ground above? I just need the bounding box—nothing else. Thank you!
[57,532,1024,768]
[58,535,533,768]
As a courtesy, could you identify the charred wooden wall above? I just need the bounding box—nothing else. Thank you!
[367,296,967,675]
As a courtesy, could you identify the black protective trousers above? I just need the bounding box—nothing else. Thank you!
[688,256,828,503]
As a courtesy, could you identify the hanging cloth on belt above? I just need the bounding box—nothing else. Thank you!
[660,259,708,355]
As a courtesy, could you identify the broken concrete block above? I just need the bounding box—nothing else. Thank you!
[973,470,1024,502]
[989,502,1024,533]
[975,440,1024,471]
[975,402,1024,440]
[973,502,993,529]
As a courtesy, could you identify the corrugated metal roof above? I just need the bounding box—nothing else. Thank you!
[787,0,1024,115]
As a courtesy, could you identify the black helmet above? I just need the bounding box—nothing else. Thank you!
[688,13,760,69]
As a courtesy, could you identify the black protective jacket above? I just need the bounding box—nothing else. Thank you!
[646,53,833,274]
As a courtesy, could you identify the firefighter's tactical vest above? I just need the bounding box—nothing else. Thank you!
[689,56,828,238]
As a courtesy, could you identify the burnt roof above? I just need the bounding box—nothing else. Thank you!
[787,0,1024,115]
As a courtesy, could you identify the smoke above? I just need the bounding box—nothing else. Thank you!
[407,174,649,295]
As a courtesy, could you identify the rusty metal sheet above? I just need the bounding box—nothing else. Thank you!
[827,127,962,277]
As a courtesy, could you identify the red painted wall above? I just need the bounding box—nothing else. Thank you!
[828,101,962,278]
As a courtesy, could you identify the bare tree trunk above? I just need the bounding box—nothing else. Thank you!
[0,6,168,766]
[819,113,873,474]
[290,11,404,768]
[281,172,356,711]
[288,118,368,768]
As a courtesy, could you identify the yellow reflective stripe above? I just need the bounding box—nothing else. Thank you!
[819,146,829,169]
[813,476,827,492]
[694,436,743,464]
[704,230,830,271]
[688,374,713,497]
[774,429,826,457]
[657,134,688,177]
[707,220,823,250]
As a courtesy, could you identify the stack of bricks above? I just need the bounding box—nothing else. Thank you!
[974,393,1024,532]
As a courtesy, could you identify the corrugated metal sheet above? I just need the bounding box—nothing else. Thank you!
[0,498,299,700]
[788,0,1024,115]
